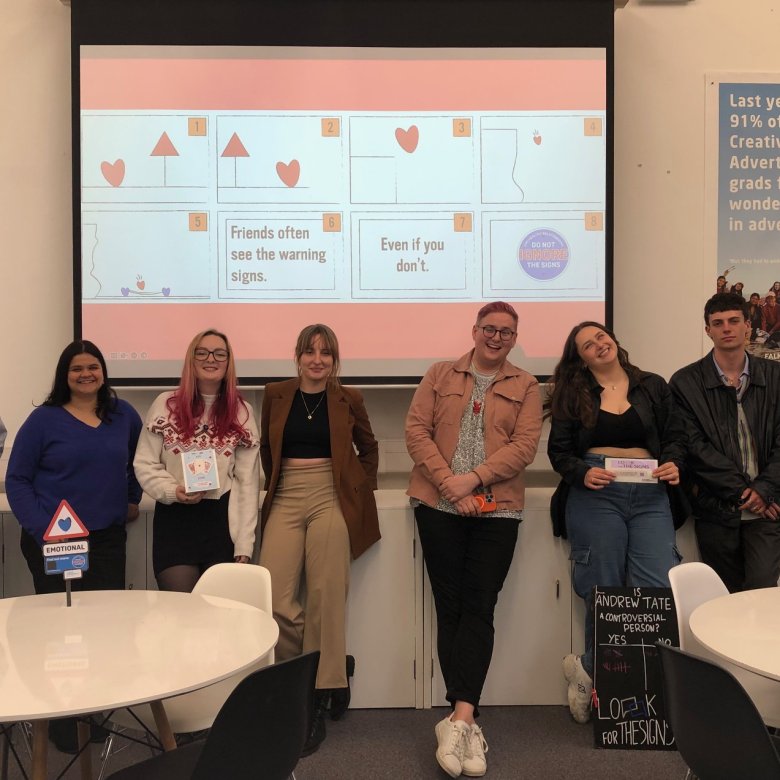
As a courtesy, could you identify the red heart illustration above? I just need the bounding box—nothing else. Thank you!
[276,159,300,188]
[395,126,419,154]
[101,159,125,187]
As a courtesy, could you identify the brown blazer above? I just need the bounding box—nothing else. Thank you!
[260,379,380,559]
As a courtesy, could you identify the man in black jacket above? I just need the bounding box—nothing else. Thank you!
[670,293,780,592]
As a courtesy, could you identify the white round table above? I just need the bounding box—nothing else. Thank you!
[0,589,278,779]
[689,587,780,681]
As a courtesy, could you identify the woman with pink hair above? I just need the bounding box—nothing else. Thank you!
[134,329,259,591]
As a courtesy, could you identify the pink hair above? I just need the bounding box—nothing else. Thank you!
[476,301,518,325]
[167,329,251,442]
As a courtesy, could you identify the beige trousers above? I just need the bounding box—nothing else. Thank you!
[259,463,351,689]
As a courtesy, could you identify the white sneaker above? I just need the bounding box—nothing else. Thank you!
[434,715,468,778]
[462,723,488,777]
[563,654,593,724]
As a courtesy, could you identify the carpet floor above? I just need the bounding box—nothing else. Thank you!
[2,706,688,779]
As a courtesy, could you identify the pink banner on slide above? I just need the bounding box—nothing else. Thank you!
[81,57,605,111]
[82,301,604,365]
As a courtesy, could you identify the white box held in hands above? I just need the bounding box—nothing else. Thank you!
[604,457,658,484]
[181,448,220,493]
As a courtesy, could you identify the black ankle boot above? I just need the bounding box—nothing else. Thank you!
[329,655,355,721]
[48,718,79,754]
[301,689,329,756]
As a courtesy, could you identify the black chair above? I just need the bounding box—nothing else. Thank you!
[657,643,780,780]
[106,651,319,780]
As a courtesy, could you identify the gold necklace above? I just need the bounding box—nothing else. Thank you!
[300,389,326,420]
[603,375,626,391]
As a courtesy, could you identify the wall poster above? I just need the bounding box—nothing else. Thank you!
[706,73,780,360]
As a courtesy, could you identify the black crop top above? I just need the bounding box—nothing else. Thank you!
[589,406,648,450]
[281,391,332,458]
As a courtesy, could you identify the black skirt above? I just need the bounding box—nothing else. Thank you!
[152,491,234,575]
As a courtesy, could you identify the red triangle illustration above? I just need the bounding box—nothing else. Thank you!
[150,132,179,157]
[221,132,250,158]
[43,499,90,541]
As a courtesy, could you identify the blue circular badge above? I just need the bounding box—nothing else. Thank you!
[518,229,569,280]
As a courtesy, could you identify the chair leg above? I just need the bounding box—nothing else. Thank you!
[77,720,92,780]
[95,731,116,780]
[1,727,10,779]
[0,724,28,778]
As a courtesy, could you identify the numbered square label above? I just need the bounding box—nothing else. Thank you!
[188,117,208,136]
[321,118,341,137]
[453,213,473,232]
[322,213,342,232]
[584,118,603,137]
[189,213,208,232]
[584,212,604,231]
[452,118,472,137]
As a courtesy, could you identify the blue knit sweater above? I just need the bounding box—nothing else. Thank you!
[6,401,142,544]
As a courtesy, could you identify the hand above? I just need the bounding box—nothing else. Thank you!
[763,502,780,521]
[126,503,140,522]
[653,462,680,485]
[740,487,767,515]
[175,485,204,505]
[454,495,481,517]
[234,555,250,564]
[441,472,481,503]
[584,467,616,490]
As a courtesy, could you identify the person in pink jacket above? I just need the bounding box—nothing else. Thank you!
[406,302,542,779]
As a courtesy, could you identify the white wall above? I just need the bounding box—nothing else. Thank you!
[1,0,71,465]
[2,0,779,468]
[613,0,780,375]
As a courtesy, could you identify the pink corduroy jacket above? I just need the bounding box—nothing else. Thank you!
[405,351,543,511]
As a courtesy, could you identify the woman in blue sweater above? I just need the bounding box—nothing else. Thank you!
[7,340,142,752]
[7,340,142,594]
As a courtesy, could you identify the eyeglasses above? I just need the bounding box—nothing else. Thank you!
[194,348,229,362]
[477,325,516,341]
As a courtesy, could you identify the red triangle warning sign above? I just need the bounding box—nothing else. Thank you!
[150,132,179,157]
[221,132,250,158]
[43,500,90,541]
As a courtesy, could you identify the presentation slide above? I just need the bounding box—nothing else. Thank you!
[79,46,607,380]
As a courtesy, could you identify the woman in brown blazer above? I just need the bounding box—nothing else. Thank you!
[259,323,379,755]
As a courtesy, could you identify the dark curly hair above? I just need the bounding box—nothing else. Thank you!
[704,292,749,324]
[545,322,639,427]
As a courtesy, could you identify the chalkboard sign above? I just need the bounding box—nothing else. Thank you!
[592,586,679,750]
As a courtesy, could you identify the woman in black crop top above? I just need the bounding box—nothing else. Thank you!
[259,324,379,755]
[546,322,685,726]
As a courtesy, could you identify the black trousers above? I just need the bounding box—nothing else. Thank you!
[695,517,780,593]
[21,524,127,595]
[415,504,519,714]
